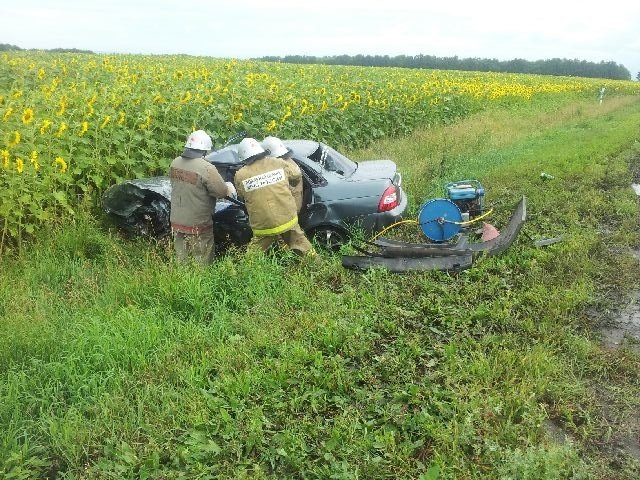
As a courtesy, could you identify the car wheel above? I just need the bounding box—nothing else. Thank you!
[309,226,349,252]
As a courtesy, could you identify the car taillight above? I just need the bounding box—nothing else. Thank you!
[378,186,399,212]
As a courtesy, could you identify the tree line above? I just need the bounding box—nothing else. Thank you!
[258,54,631,80]
[0,43,94,54]
[1,43,632,80]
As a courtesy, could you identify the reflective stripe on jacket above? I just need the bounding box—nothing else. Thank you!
[234,156,301,236]
[169,155,228,232]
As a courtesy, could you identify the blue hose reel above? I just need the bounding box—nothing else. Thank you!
[418,199,463,242]
[418,180,485,242]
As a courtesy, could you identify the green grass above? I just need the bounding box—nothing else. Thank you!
[1,96,640,479]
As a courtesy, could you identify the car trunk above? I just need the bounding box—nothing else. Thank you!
[346,160,397,182]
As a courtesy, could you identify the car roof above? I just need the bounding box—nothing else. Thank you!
[206,139,321,165]
[283,140,321,158]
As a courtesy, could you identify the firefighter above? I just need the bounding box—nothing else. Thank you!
[169,129,236,264]
[234,137,315,255]
[261,136,304,212]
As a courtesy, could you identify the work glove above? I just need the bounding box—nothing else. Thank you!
[225,181,237,199]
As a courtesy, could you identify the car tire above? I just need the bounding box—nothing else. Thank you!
[308,226,349,252]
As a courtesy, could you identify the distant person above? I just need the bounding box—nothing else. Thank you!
[598,86,606,105]
[169,130,236,264]
[233,138,315,256]
[261,136,304,212]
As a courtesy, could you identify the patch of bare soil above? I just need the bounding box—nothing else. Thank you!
[591,386,640,465]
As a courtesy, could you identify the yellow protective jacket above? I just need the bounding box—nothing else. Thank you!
[169,155,229,234]
[234,156,301,236]
[284,157,304,212]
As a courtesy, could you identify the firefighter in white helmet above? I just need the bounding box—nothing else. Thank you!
[233,137,314,255]
[261,136,304,212]
[169,129,236,264]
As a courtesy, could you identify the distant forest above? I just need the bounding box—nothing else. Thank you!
[259,54,631,80]
[1,43,630,80]
[0,43,94,54]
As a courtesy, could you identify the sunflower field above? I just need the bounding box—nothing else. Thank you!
[1,51,639,248]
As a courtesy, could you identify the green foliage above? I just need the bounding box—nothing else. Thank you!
[2,51,639,249]
[1,96,640,478]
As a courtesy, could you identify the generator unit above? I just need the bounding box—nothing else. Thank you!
[444,180,485,219]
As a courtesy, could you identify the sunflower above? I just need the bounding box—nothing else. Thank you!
[30,151,40,171]
[56,122,68,137]
[22,108,34,124]
[281,107,292,123]
[15,157,24,174]
[55,156,68,173]
[9,131,21,147]
[1,149,9,169]
[56,98,66,116]
[39,119,52,135]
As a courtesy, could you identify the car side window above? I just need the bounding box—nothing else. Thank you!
[297,161,326,187]
[309,144,356,177]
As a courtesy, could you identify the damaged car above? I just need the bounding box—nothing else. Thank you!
[103,139,407,251]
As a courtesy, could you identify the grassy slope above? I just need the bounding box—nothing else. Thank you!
[1,96,640,479]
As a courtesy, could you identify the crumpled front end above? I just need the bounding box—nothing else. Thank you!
[103,177,172,237]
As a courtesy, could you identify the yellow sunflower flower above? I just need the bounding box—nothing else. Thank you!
[3,107,13,122]
[138,116,151,130]
[15,157,24,174]
[79,121,89,136]
[100,115,111,129]
[22,108,34,124]
[9,131,21,147]
[281,107,292,123]
[56,122,68,137]
[30,151,40,171]
[40,119,52,135]
[266,120,277,132]
[55,156,68,173]
[56,98,66,116]
[1,149,9,169]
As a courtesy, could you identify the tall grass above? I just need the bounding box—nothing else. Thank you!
[1,97,639,479]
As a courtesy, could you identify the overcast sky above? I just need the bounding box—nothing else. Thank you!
[4,0,640,78]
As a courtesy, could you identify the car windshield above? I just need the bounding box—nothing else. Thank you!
[308,144,357,177]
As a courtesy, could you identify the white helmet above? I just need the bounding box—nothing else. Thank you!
[238,137,266,163]
[262,136,290,158]
[185,130,213,151]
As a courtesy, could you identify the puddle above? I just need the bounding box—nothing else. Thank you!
[543,419,572,445]
[632,183,640,196]
[599,293,640,353]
